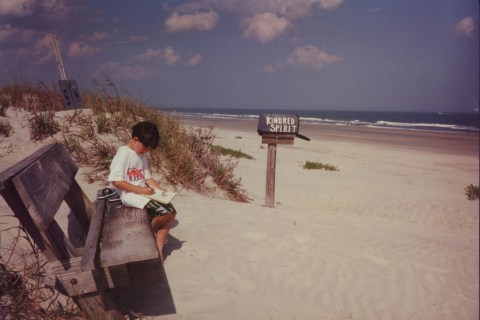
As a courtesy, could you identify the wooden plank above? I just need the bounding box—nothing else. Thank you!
[41,219,79,261]
[0,186,46,253]
[103,265,130,288]
[1,171,77,261]
[126,259,163,284]
[47,259,125,318]
[81,194,106,272]
[74,293,124,320]
[261,135,294,145]
[265,143,277,208]
[49,257,129,297]
[64,180,90,234]
[48,257,101,296]
[12,143,78,230]
[81,187,95,220]
[0,144,57,191]
[100,204,159,268]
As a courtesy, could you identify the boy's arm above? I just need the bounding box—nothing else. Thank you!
[112,180,155,195]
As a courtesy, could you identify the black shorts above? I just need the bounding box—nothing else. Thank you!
[145,201,177,220]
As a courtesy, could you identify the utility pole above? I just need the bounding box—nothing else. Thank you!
[51,34,67,81]
[50,34,82,109]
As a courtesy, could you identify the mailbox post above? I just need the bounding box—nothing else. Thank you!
[257,114,309,207]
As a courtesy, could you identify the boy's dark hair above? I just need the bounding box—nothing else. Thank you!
[132,121,160,149]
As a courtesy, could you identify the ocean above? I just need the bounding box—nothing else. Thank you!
[161,108,479,135]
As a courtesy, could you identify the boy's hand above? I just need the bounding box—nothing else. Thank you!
[143,186,155,195]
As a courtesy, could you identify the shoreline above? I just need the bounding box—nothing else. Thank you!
[177,115,480,157]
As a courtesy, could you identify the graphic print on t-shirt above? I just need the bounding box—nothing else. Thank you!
[127,168,145,182]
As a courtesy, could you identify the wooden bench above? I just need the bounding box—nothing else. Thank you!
[0,143,163,319]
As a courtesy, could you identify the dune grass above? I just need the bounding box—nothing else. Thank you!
[0,224,81,319]
[0,119,13,137]
[212,145,254,160]
[0,79,250,202]
[302,160,339,171]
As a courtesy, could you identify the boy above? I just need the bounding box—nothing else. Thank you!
[108,121,176,262]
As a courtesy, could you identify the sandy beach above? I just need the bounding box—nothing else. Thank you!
[1,111,479,319]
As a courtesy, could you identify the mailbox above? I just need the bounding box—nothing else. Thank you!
[257,114,310,144]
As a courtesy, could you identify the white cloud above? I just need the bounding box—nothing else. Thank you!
[240,12,292,44]
[98,61,120,73]
[288,45,344,70]
[95,62,154,81]
[183,53,202,67]
[136,47,181,66]
[455,16,474,37]
[0,25,41,45]
[33,34,55,64]
[129,35,150,42]
[0,0,80,22]
[0,24,19,42]
[0,0,35,16]
[263,65,276,73]
[165,11,219,33]
[169,0,345,20]
[317,0,344,10]
[163,47,181,65]
[68,41,102,58]
[137,48,165,60]
[113,66,154,80]
[83,31,109,42]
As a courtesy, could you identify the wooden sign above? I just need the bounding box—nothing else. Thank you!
[257,114,299,135]
[257,114,309,208]
[59,79,83,109]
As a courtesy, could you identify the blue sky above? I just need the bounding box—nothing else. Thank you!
[0,0,478,112]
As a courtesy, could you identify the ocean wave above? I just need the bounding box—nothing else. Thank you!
[373,120,476,130]
[170,111,259,120]
[285,117,477,133]
[167,110,479,134]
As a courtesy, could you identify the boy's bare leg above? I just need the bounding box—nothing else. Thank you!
[151,213,176,262]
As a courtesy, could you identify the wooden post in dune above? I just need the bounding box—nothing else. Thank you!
[265,143,277,207]
[258,114,309,208]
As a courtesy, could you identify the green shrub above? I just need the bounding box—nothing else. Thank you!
[0,104,8,117]
[465,184,480,200]
[302,161,339,171]
[95,114,112,134]
[212,145,254,160]
[28,112,60,141]
[0,119,13,137]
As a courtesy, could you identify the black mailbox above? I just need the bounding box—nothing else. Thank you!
[257,114,310,141]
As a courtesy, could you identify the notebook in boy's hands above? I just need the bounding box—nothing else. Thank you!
[142,188,177,204]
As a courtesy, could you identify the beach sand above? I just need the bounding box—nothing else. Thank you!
[1,110,478,319]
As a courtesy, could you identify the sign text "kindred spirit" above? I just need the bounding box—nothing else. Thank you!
[265,116,298,133]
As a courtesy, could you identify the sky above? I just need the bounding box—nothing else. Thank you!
[0,0,478,113]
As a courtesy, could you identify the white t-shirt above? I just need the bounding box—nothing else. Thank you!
[108,145,152,209]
